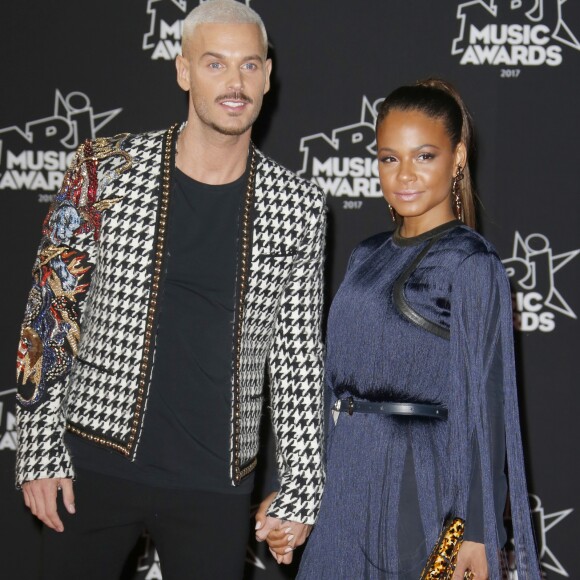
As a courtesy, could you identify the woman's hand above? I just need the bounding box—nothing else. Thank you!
[452,540,488,579]
[254,491,311,565]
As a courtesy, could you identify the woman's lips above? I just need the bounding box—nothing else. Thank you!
[394,190,422,201]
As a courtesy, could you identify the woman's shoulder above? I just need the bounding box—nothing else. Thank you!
[346,231,392,270]
[358,230,393,251]
[438,226,510,290]
[440,224,501,264]
[354,230,392,257]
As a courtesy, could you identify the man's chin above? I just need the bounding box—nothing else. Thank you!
[210,121,253,137]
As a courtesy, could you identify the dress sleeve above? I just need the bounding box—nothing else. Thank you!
[464,337,507,545]
[449,250,540,577]
[449,251,507,543]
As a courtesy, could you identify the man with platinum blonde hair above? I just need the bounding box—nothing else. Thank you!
[15,0,325,577]
[182,0,268,55]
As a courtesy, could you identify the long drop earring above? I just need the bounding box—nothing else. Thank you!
[388,203,396,222]
[452,165,465,222]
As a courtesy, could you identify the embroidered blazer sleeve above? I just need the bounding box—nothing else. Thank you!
[15,135,132,486]
[265,187,326,525]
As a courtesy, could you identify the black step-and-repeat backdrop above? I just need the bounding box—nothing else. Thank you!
[1,1,578,578]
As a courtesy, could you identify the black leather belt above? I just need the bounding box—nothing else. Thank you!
[335,397,448,421]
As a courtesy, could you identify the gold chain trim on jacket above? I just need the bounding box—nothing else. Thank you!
[128,124,178,456]
[231,145,257,484]
[66,125,178,456]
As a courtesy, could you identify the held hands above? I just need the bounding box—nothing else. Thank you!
[452,541,488,580]
[255,491,312,565]
[22,478,75,532]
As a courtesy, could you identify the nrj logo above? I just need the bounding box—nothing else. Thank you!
[135,534,162,580]
[298,97,383,199]
[452,0,580,66]
[0,389,17,452]
[143,0,188,61]
[531,495,573,578]
[502,232,579,332]
[0,90,121,196]
[143,0,252,61]
[504,495,573,578]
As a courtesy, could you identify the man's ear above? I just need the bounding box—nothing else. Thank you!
[175,55,190,92]
[263,58,273,95]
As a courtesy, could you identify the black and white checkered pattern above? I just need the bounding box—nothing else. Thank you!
[65,131,162,441]
[237,155,326,524]
[16,131,164,484]
[16,130,326,525]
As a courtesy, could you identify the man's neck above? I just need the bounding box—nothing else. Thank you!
[175,122,251,185]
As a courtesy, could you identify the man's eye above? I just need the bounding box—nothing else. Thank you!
[379,156,396,164]
[209,62,222,69]
[242,62,258,70]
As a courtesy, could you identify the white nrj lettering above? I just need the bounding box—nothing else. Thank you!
[5,412,15,431]
[314,177,342,193]
[0,170,64,190]
[0,431,17,451]
[151,40,181,60]
[6,150,74,171]
[513,311,555,332]
[310,157,379,178]
[0,409,17,451]
[145,562,163,580]
[312,158,333,176]
[313,176,382,198]
[460,44,562,66]
[159,19,182,40]
[512,292,556,332]
[515,292,543,313]
[469,24,550,46]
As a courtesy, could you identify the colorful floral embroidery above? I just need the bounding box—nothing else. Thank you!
[17,136,131,407]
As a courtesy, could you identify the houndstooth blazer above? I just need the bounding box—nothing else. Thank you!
[15,125,326,524]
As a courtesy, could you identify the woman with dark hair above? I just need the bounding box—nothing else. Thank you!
[282,79,541,579]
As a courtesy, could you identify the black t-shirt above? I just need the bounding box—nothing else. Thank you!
[66,166,253,493]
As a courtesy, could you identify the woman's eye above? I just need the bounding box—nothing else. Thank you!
[379,156,396,164]
[209,62,222,69]
[418,152,435,160]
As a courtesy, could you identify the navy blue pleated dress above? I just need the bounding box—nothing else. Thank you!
[298,221,540,580]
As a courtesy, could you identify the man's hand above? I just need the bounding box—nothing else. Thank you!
[22,478,75,532]
[255,491,312,565]
[452,540,488,580]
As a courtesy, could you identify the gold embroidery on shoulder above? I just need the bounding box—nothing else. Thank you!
[71,133,133,175]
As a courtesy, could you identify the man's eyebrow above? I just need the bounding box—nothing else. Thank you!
[242,54,264,62]
[200,51,225,60]
[200,52,264,61]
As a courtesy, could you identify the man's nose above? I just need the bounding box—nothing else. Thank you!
[227,68,244,92]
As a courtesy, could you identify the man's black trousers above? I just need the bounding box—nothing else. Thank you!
[41,468,252,580]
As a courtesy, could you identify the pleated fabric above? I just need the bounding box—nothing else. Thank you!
[298,221,540,580]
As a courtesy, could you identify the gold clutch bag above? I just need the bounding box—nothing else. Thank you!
[420,517,473,579]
